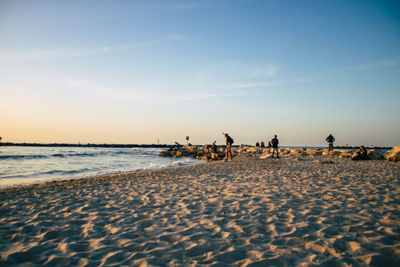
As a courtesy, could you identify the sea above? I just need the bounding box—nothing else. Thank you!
[0,146,200,189]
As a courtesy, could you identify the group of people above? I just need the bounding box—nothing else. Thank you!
[222,133,280,161]
[326,134,369,160]
[221,133,369,161]
[255,141,265,147]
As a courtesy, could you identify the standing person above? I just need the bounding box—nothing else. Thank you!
[326,134,335,151]
[271,135,279,158]
[223,133,234,161]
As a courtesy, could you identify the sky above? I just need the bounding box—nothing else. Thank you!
[0,0,399,146]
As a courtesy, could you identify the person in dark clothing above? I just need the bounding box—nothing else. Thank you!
[326,134,335,151]
[271,135,279,158]
[211,141,217,153]
[256,142,260,147]
[223,133,234,161]
[352,145,369,160]
[260,141,265,147]
[267,141,272,148]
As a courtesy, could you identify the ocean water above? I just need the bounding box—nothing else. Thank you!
[0,146,200,188]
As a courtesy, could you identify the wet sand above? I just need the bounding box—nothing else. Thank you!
[1,155,399,266]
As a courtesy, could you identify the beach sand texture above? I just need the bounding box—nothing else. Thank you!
[1,155,399,266]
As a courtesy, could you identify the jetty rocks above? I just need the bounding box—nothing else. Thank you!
[160,145,400,162]
[159,146,226,161]
[386,145,400,162]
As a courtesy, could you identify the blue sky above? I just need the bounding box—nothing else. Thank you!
[1,0,399,146]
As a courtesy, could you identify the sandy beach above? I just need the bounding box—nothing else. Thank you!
[1,154,399,266]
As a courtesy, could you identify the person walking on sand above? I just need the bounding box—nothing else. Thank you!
[223,133,234,161]
[326,134,335,151]
[271,135,279,158]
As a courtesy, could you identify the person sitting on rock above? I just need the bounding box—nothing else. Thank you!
[267,141,272,148]
[211,141,217,153]
[352,145,369,160]
[260,141,265,147]
[256,142,260,147]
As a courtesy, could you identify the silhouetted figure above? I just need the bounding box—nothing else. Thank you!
[326,134,335,151]
[352,145,369,160]
[256,142,260,147]
[223,133,234,161]
[260,141,265,148]
[271,135,279,158]
[211,141,217,153]
[267,141,272,148]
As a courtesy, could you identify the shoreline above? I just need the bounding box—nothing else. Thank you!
[1,154,399,265]
[0,157,205,193]
[0,142,171,148]
[0,156,203,191]
[0,142,393,150]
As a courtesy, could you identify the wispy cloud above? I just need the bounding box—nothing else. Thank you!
[165,33,186,40]
[66,78,227,103]
[247,64,278,78]
[0,33,192,62]
[344,56,400,71]
[152,1,209,10]
[296,77,312,83]
[215,81,281,90]
[0,46,111,62]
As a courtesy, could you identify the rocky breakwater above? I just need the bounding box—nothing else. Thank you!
[236,146,399,162]
[159,145,227,161]
[160,145,400,162]
[386,145,400,162]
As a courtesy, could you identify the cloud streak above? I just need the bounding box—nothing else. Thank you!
[0,46,112,62]
[66,78,227,103]
[0,32,189,62]
[247,65,278,78]
[165,33,186,40]
[344,56,400,71]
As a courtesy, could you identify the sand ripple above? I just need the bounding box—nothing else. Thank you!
[1,156,399,266]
